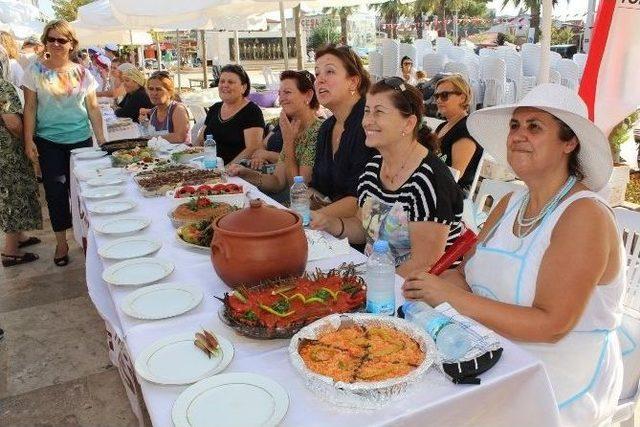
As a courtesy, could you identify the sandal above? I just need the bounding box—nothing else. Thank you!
[54,245,69,267]
[18,236,41,248]
[1,252,39,267]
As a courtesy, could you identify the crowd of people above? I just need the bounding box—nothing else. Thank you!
[0,19,626,426]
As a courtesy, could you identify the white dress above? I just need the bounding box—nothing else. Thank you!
[465,190,624,426]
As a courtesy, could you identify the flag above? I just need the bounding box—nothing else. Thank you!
[579,0,640,141]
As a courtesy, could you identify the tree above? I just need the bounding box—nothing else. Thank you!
[410,0,438,39]
[370,1,410,39]
[323,6,358,45]
[52,0,92,21]
[308,17,340,50]
[502,0,558,43]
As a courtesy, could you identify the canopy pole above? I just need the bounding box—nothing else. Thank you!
[155,33,162,71]
[201,30,208,88]
[279,0,289,70]
[176,30,182,90]
[234,30,240,64]
[537,0,552,84]
[294,4,303,70]
[584,0,597,53]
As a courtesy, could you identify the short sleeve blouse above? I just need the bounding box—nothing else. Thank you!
[278,119,323,168]
[22,61,97,144]
[203,101,265,165]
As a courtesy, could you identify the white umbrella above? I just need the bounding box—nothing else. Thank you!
[537,0,553,84]
[72,22,153,46]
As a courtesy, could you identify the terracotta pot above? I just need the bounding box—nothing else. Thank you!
[211,199,308,287]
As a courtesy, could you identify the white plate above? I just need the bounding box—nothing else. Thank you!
[120,283,203,320]
[102,257,174,286]
[94,216,150,235]
[75,150,108,160]
[98,236,162,260]
[135,332,233,385]
[75,167,123,181]
[87,176,126,187]
[82,186,123,200]
[172,373,289,427]
[88,199,137,215]
[71,146,98,155]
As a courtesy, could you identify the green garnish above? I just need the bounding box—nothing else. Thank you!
[259,303,295,317]
[271,298,291,314]
[244,310,257,321]
[312,288,332,302]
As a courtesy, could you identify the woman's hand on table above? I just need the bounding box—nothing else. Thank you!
[226,163,249,177]
[402,271,461,307]
[24,140,39,162]
[309,211,341,236]
[249,149,270,169]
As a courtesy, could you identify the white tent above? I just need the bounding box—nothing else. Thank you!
[0,0,45,41]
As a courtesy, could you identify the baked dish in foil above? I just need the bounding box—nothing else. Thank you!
[289,313,435,409]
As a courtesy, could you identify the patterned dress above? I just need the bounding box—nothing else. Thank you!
[0,80,42,233]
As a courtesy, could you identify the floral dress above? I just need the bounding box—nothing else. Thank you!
[0,80,42,233]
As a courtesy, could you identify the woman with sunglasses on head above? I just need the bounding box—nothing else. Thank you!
[312,78,463,276]
[432,75,483,194]
[139,71,190,144]
[23,20,105,266]
[196,64,264,165]
[227,70,322,195]
[398,55,417,85]
[309,45,376,220]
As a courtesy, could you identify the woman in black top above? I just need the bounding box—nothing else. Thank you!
[114,67,152,123]
[197,64,265,165]
[312,78,463,276]
[309,45,375,219]
[433,75,483,193]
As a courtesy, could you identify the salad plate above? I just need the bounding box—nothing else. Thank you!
[120,283,203,320]
[102,257,174,286]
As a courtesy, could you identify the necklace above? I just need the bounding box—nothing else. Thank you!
[382,142,418,185]
[514,175,577,238]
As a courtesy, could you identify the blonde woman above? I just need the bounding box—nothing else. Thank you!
[433,75,483,193]
[0,31,24,87]
[140,71,190,143]
[23,20,105,266]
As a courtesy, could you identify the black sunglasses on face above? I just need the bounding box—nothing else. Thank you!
[433,90,462,101]
[46,36,70,45]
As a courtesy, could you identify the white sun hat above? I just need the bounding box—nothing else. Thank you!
[467,83,612,191]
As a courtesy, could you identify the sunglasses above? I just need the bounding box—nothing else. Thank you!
[433,90,462,101]
[402,62,413,67]
[46,36,70,45]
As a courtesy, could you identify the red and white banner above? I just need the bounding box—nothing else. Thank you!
[579,0,640,139]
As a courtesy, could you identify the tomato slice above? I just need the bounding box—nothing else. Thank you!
[226,184,241,193]
[176,186,196,198]
[196,185,212,195]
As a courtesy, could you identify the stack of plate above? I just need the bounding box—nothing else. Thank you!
[382,39,400,78]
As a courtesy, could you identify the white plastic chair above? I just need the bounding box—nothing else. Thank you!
[612,207,640,427]
[382,38,400,77]
[479,56,507,107]
[444,61,469,79]
[447,46,466,63]
[549,51,562,69]
[262,66,278,90]
[572,53,587,78]
[555,58,580,91]
[369,51,384,79]
[414,38,434,71]
[479,48,496,58]
[521,43,541,77]
[435,37,453,58]
[474,178,525,214]
[185,104,206,124]
[422,53,446,77]
[549,69,562,85]
[400,43,417,65]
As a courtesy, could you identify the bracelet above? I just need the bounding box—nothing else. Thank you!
[336,217,345,238]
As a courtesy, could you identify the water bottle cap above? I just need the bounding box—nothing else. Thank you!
[373,240,389,253]
[293,176,304,183]
[206,134,213,140]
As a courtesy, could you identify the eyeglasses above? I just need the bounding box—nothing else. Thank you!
[402,62,413,67]
[382,76,408,92]
[433,90,462,101]
[46,36,70,45]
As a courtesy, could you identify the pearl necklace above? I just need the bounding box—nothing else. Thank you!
[515,175,577,238]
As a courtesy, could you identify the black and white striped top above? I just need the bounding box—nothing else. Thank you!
[357,152,464,257]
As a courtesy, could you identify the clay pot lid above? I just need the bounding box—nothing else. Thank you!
[217,199,298,233]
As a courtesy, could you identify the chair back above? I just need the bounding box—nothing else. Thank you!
[613,207,640,313]
[572,52,587,77]
[435,37,453,57]
[479,56,506,107]
[521,43,541,77]
[422,53,446,77]
[479,48,496,58]
[414,38,434,70]
[382,38,401,77]
[447,46,466,63]
[475,178,525,214]
[369,51,384,80]
[556,58,580,90]
[549,69,562,85]
[400,43,417,64]
[262,66,278,90]
[443,61,469,80]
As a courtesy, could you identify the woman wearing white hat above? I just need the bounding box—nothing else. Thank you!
[402,83,623,425]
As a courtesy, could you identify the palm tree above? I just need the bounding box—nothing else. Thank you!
[502,0,558,43]
[370,0,410,39]
[410,0,438,39]
[323,6,358,45]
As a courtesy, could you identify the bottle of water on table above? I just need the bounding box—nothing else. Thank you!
[366,240,396,316]
[290,176,310,226]
[403,300,473,360]
[204,134,217,169]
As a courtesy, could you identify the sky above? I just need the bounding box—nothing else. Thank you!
[38,0,592,21]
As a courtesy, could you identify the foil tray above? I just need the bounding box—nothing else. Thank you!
[289,313,436,409]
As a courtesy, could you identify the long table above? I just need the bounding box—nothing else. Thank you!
[71,155,561,427]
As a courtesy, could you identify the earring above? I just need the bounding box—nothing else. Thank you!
[350,89,356,96]
[401,131,406,137]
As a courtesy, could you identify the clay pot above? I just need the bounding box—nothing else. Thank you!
[211,199,308,287]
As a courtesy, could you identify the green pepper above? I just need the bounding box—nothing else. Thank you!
[271,298,291,314]
[259,303,295,317]
[244,310,257,321]
[312,288,331,302]
[320,287,340,301]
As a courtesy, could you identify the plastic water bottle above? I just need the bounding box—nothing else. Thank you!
[204,134,217,169]
[365,240,396,316]
[290,176,310,226]
[402,300,473,360]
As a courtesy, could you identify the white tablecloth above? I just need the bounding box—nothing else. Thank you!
[72,156,561,427]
